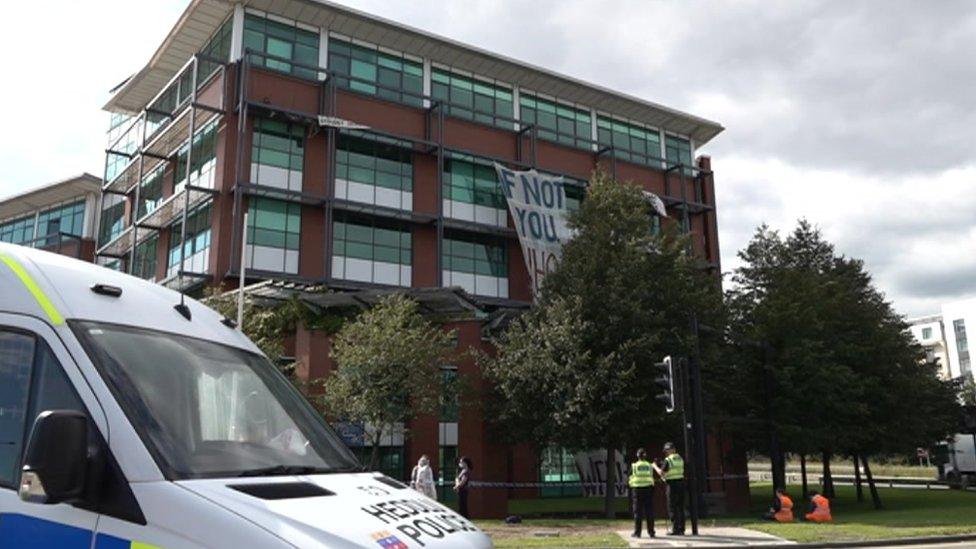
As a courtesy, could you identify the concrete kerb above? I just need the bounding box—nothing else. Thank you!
[609,532,976,549]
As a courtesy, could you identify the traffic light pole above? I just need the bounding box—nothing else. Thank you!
[679,357,701,535]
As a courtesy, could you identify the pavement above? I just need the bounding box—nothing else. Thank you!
[616,527,793,548]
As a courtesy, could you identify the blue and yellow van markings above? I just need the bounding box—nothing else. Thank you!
[0,513,161,548]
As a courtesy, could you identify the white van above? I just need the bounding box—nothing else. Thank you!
[0,243,492,548]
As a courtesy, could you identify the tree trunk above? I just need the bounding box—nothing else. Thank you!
[604,442,617,519]
[861,455,882,509]
[800,454,808,498]
[369,429,382,471]
[853,453,864,502]
[822,451,835,499]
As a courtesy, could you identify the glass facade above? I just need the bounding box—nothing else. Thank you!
[106,118,142,183]
[98,194,127,246]
[443,155,507,226]
[251,118,305,192]
[954,319,970,375]
[137,166,165,220]
[335,134,413,210]
[132,235,158,281]
[246,198,301,274]
[199,16,232,79]
[665,134,694,175]
[519,94,592,149]
[431,68,513,128]
[440,368,459,422]
[597,115,662,166]
[539,447,583,497]
[244,14,319,80]
[175,120,219,191]
[168,205,212,276]
[0,215,35,245]
[332,213,412,287]
[442,230,508,298]
[34,201,85,245]
[328,38,423,106]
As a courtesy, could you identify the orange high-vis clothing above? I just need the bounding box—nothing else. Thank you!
[805,494,832,523]
[774,494,794,522]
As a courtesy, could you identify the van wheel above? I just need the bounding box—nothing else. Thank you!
[962,475,972,490]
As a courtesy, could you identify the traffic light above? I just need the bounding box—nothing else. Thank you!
[654,355,675,413]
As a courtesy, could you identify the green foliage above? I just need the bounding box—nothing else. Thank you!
[322,294,455,466]
[961,378,976,407]
[484,169,721,451]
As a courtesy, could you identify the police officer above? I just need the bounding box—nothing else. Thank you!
[655,442,686,535]
[629,448,655,538]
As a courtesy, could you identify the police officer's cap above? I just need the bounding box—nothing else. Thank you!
[663,442,675,451]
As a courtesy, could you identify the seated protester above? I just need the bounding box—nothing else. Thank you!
[804,490,833,523]
[763,488,794,522]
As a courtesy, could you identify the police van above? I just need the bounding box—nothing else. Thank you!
[0,243,491,548]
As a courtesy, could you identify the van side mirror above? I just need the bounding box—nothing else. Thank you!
[19,410,88,504]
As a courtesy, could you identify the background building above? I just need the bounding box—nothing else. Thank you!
[943,297,975,382]
[0,173,102,261]
[908,315,952,379]
[96,0,740,516]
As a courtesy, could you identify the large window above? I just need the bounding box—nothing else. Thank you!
[335,134,413,210]
[98,194,127,247]
[251,118,305,192]
[132,235,159,281]
[443,155,508,227]
[198,16,232,79]
[519,93,592,149]
[244,14,319,80]
[665,134,694,175]
[168,205,212,277]
[442,231,508,298]
[0,215,35,245]
[36,200,85,245]
[597,116,662,167]
[539,447,583,498]
[246,198,301,274]
[176,120,218,191]
[328,38,423,107]
[137,166,165,220]
[955,319,971,375]
[332,213,412,287]
[106,117,142,183]
[431,68,513,128]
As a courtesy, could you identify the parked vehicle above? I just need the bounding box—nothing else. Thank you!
[0,243,490,548]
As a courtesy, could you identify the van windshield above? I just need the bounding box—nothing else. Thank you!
[72,321,360,479]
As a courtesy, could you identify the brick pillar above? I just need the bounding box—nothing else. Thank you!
[294,321,333,384]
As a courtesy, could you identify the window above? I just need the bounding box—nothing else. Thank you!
[954,319,970,375]
[251,118,305,192]
[244,14,319,80]
[0,215,35,245]
[168,205,212,276]
[0,330,34,486]
[328,38,423,107]
[335,134,413,210]
[106,117,142,183]
[98,194,127,246]
[34,200,85,246]
[351,446,405,481]
[443,156,508,226]
[138,166,165,219]
[519,94,592,149]
[539,447,583,498]
[332,213,412,287]
[246,198,301,274]
[665,134,694,175]
[438,445,458,503]
[431,69,513,128]
[597,116,661,167]
[922,327,933,340]
[198,16,232,79]
[442,231,508,298]
[132,235,158,281]
[175,120,219,191]
[440,368,459,422]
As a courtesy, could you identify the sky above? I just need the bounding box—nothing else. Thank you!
[0,0,973,318]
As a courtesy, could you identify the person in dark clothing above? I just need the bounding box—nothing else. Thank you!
[629,448,655,538]
[654,442,686,535]
[454,456,472,518]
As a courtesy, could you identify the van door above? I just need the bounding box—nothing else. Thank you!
[0,313,108,547]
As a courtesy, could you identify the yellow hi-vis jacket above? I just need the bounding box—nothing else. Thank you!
[629,460,655,488]
[664,454,685,481]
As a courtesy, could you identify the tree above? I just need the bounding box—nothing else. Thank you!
[483,170,720,517]
[323,294,455,469]
[961,378,976,407]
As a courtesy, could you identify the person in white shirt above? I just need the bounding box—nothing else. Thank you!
[410,455,437,500]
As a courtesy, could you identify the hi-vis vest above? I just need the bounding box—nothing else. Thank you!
[629,460,655,488]
[664,454,685,481]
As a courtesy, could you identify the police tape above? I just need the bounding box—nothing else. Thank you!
[456,475,750,489]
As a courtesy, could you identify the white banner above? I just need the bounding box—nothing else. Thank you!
[495,164,574,296]
[574,449,629,498]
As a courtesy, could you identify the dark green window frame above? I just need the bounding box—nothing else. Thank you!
[597,116,662,167]
[350,446,405,481]
[0,215,35,245]
[327,38,423,107]
[244,14,319,80]
[137,166,165,219]
[199,16,232,79]
[132,235,158,280]
[441,230,507,278]
[440,368,459,422]
[252,118,305,185]
[336,134,413,192]
[168,205,212,269]
[665,134,694,175]
[332,213,412,266]
[443,156,506,210]
[175,120,219,190]
[519,93,592,149]
[36,201,85,244]
[247,197,301,251]
[98,195,126,246]
[431,68,514,128]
